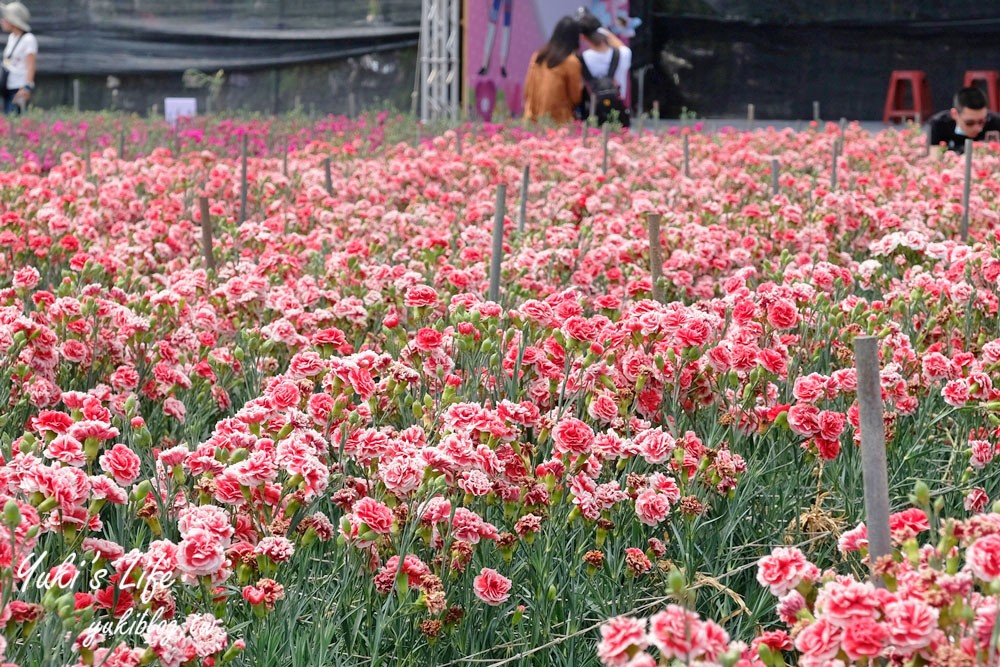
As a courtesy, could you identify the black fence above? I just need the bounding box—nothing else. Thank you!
[29,0,420,115]
[20,0,1000,120]
[629,0,1000,120]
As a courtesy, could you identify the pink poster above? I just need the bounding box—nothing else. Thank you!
[465,0,635,121]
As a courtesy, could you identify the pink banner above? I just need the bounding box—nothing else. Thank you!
[465,0,634,121]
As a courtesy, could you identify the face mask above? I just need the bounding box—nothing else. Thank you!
[955,123,967,137]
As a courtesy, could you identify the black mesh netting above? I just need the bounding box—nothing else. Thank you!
[630,0,1000,120]
[21,0,1000,119]
[29,0,420,114]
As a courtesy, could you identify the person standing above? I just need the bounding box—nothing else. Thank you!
[577,12,631,126]
[522,16,583,124]
[927,87,1000,154]
[2,2,36,114]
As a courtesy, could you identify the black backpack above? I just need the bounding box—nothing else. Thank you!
[581,48,629,127]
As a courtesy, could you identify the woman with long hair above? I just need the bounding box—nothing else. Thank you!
[523,16,583,124]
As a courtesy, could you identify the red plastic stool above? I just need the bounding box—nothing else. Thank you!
[963,70,1000,112]
[883,70,933,124]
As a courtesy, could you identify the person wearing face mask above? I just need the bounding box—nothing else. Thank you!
[927,87,1000,154]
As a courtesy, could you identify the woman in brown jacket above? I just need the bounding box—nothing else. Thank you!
[523,16,583,125]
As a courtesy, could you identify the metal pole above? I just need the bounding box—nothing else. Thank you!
[119,130,126,160]
[770,158,779,196]
[961,138,973,242]
[324,157,332,195]
[199,197,216,274]
[812,100,820,122]
[415,3,425,121]
[854,335,892,585]
[489,184,507,302]
[239,134,248,223]
[73,79,80,113]
[518,165,529,233]
[747,103,754,130]
[449,0,460,122]
[648,213,664,303]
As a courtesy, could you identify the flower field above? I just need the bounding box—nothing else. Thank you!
[2,113,1000,666]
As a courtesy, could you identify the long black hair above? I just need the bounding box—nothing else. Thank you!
[535,16,580,68]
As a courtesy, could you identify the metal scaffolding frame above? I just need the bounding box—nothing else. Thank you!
[418,0,461,122]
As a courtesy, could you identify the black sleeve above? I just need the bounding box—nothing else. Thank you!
[985,114,1000,135]
[928,114,951,148]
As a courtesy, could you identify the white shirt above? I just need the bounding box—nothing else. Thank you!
[3,32,37,90]
[581,44,632,99]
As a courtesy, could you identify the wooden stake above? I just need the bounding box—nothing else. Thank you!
[961,138,973,242]
[283,137,289,178]
[239,134,248,223]
[518,165,529,233]
[647,213,664,303]
[683,134,690,178]
[854,335,892,585]
[489,184,507,302]
[602,124,609,175]
[831,140,840,190]
[199,197,216,274]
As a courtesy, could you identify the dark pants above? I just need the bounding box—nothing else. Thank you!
[3,88,26,114]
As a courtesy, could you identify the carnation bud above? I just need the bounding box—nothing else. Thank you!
[909,480,930,508]
[221,640,246,662]
[3,499,22,528]
[124,394,137,418]
[131,479,153,502]
[668,567,686,595]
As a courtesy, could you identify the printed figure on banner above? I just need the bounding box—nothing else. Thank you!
[479,0,514,78]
